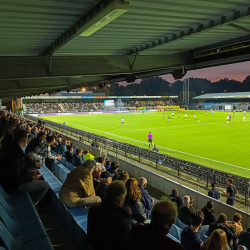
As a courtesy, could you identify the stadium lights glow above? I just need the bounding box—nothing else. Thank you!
[79,1,129,37]
[81,88,86,91]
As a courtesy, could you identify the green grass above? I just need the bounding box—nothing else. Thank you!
[42,110,250,178]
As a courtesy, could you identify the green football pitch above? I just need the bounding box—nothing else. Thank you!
[42,110,250,178]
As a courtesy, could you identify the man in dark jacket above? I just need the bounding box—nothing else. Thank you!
[238,228,250,249]
[95,171,112,200]
[25,132,46,154]
[88,181,131,250]
[65,146,74,163]
[0,129,49,205]
[208,182,221,200]
[169,188,183,211]
[201,200,217,226]
[208,213,238,244]
[138,177,154,219]
[128,200,185,250]
[72,148,84,167]
[178,195,192,225]
[108,161,120,180]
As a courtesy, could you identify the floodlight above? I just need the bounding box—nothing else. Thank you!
[79,1,129,37]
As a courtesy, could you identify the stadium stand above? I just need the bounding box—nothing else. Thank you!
[0,110,249,250]
[123,100,173,107]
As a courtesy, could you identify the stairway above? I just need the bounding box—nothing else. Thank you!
[59,104,65,112]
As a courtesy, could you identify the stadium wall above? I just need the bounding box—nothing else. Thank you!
[107,154,250,229]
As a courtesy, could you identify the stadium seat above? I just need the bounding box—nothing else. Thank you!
[0,204,47,243]
[0,221,53,250]
[169,224,182,241]
[175,218,188,230]
[199,232,208,242]
[167,233,180,243]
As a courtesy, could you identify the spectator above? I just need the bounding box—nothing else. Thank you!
[178,195,192,225]
[201,229,229,250]
[118,171,129,184]
[208,213,238,244]
[208,183,221,200]
[108,161,120,180]
[59,160,101,208]
[152,144,159,152]
[227,213,243,236]
[0,129,49,205]
[138,177,154,219]
[181,210,204,250]
[91,139,98,148]
[87,181,131,250]
[105,160,111,171]
[55,138,66,154]
[92,163,103,189]
[95,171,112,200]
[0,123,16,147]
[72,148,84,167]
[97,156,106,171]
[123,178,148,225]
[128,200,185,250]
[169,188,183,211]
[223,178,238,206]
[82,149,95,161]
[189,195,195,211]
[25,132,46,154]
[201,201,217,226]
[238,228,250,250]
[65,146,74,163]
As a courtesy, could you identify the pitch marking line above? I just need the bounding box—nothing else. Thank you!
[48,118,250,172]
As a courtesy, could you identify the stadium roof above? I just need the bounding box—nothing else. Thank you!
[1,0,250,98]
[193,92,250,99]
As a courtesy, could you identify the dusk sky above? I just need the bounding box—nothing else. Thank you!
[119,61,250,85]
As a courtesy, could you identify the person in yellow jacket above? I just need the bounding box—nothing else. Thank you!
[59,160,101,208]
[83,150,95,161]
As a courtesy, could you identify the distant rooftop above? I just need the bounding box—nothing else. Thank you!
[193,92,250,99]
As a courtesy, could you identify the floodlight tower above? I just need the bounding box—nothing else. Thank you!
[182,78,189,107]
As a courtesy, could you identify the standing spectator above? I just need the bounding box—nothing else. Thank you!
[108,161,120,180]
[178,195,192,225]
[181,210,204,250]
[152,145,159,152]
[169,188,183,211]
[208,183,221,200]
[118,171,129,184]
[105,160,111,171]
[123,178,148,225]
[208,213,238,244]
[72,148,84,167]
[201,201,217,226]
[59,160,101,208]
[92,163,103,189]
[65,146,74,163]
[190,195,195,211]
[238,228,250,250]
[128,200,185,250]
[91,139,98,148]
[223,178,238,206]
[201,229,229,250]
[227,213,243,236]
[87,181,131,250]
[138,177,154,219]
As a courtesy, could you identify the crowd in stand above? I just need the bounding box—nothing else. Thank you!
[123,100,174,107]
[62,102,102,111]
[0,110,249,250]
[25,103,62,112]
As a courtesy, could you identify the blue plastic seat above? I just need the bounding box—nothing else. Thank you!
[169,224,182,241]
[0,204,47,243]
[167,233,180,243]
[199,232,208,242]
[175,218,188,230]
[0,221,53,250]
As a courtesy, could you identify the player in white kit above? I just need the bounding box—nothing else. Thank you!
[172,112,174,118]
[121,117,124,126]
[178,111,180,118]
[185,114,187,121]
[212,110,214,116]
[243,115,246,122]
[194,113,196,120]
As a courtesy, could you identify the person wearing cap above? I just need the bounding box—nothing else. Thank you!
[59,160,101,208]
[95,171,112,200]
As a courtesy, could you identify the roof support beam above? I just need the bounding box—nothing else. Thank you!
[123,6,250,55]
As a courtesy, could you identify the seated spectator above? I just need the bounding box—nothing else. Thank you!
[178,195,192,225]
[152,144,159,152]
[169,188,183,211]
[118,171,129,184]
[181,210,204,250]
[108,161,120,180]
[25,132,46,154]
[59,160,101,208]
[88,181,131,250]
[208,183,221,200]
[201,229,229,250]
[238,228,250,250]
[128,200,185,250]
[208,213,238,244]
[138,177,154,219]
[0,129,49,205]
[55,138,67,154]
[65,146,74,163]
[105,160,111,171]
[227,213,243,236]
[201,201,217,226]
[0,123,16,147]
[123,178,148,225]
[72,148,84,167]
[190,195,195,211]
[97,156,106,171]
[82,149,95,161]
[95,171,112,200]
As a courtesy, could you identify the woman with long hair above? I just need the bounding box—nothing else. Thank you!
[123,178,148,225]
[201,229,229,250]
